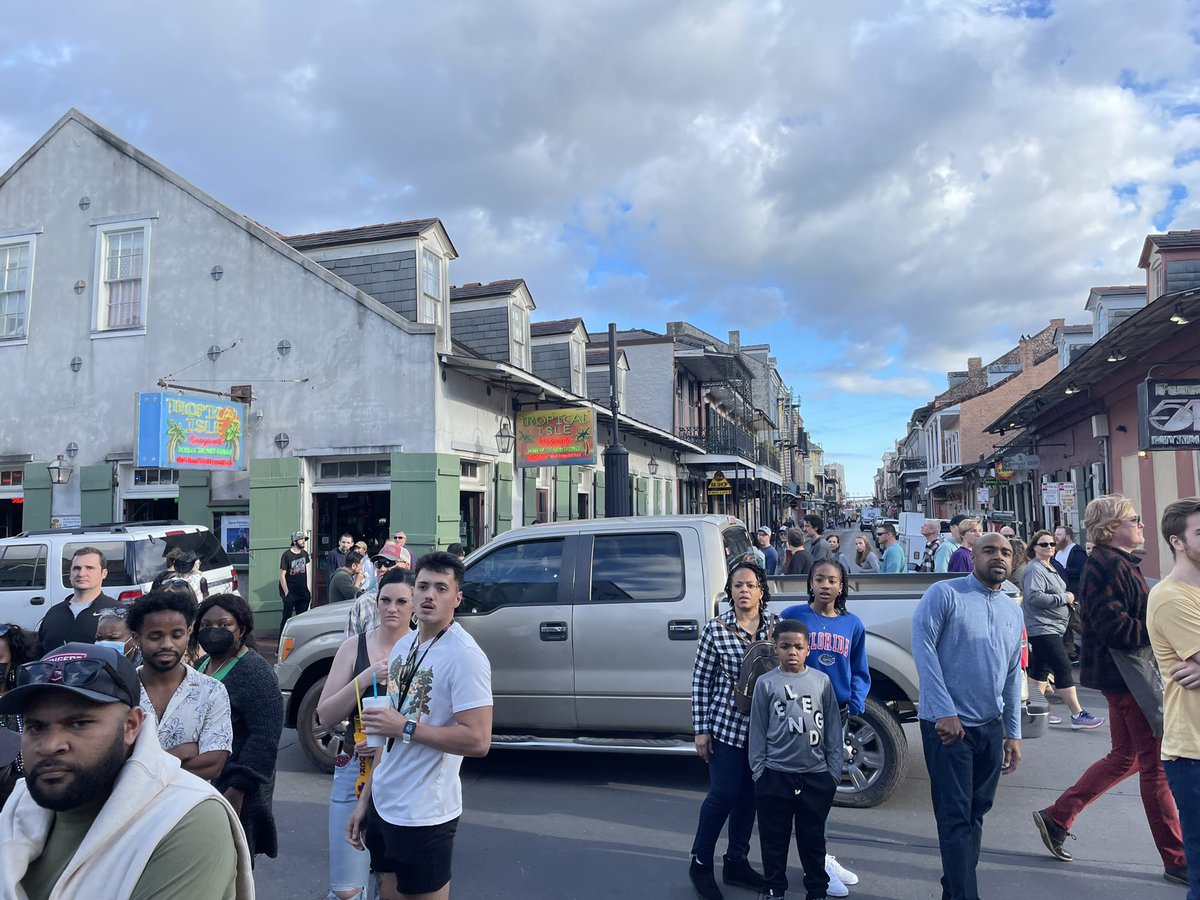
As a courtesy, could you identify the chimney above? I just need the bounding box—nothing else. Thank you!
[967,356,982,376]
[728,330,740,349]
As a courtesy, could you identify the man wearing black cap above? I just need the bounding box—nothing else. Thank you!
[0,643,253,898]
[934,515,968,573]
[279,531,312,628]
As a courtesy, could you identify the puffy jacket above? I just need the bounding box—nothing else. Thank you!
[1079,543,1150,694]
[1022,561,1071,637]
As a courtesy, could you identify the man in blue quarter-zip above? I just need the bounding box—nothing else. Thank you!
[913,532,1024,900]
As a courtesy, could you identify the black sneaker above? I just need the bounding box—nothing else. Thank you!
[1164,867,1189,886]
[722,854,766,891]
[689,858,724,900]
[1033,809,1075,861]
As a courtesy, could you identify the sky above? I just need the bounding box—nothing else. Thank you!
[5,0,1200,494]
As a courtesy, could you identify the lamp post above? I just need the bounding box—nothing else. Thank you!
[493,417,515,539]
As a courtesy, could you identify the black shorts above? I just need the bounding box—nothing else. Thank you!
[1028,633,1075,688]
[365,799,459,895]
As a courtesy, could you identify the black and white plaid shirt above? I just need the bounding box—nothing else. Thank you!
[919,538,942,573]
[691,607,774,748]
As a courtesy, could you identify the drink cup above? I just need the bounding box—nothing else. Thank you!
[360,697,392,748]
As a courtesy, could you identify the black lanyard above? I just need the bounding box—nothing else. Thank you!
[386,627,447,750]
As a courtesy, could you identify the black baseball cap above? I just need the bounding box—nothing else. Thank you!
[949,514,970,527]
[0,643,141,714]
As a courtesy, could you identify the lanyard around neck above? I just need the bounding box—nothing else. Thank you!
[204,649,245,682]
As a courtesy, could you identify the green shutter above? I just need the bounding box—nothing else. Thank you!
[21,463,51,532]
[636,476,648,516]
[594,470,606,518]
[177,470,212,529]
[666,479,674,514]
[79,465,115,525]
[248,456,302,620]
[390,453,459,557]
[555,468,572,521]
[523,468,537,526]
[495,462,514,535]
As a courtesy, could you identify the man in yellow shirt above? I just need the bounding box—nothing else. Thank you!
[1148,498,1200,899]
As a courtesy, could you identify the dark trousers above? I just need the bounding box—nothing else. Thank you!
[755,768,836,899]
[1046,690,1185,869]
[920,717,1003,900]
[281,588,311,629]
[1165,757,1200,900]
[690,738,756,865]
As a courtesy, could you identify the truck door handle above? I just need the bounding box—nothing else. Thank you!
[539,622,568,642]
[668,620,699,640]
[30,596,45,606]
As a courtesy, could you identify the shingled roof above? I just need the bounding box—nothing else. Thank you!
[284,218,445,250]
[1139,231,1200,267]
[932,319,1062,407]
[531,317,585,337]
[449,279,526,301]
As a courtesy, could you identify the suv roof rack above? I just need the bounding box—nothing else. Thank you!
[16,519,187,537]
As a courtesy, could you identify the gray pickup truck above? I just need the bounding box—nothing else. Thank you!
[275,514,1015,808]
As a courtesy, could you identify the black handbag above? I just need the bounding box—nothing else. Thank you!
[1109,645,1165,736]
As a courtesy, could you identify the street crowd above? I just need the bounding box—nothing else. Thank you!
[0,498,1197,900]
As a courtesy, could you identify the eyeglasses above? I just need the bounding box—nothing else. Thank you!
[17,658,132,703]
[1035,542,1056,548]
[375,559,398,570]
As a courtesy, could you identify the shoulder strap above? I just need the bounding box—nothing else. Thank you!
[717,617,750,645]
[355,631,371,674]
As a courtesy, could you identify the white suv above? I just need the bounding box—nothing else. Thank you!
[0,520,236,630]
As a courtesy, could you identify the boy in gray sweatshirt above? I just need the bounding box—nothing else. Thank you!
[749,619,845,900]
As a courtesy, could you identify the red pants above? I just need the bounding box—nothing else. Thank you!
[1046,690,1185,869]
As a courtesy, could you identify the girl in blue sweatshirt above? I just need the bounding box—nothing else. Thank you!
[780,559,871,895]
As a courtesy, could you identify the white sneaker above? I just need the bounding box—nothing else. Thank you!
[825,869,849,897]
[826,854,859,886]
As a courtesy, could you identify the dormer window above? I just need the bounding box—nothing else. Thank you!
[1152,260,1166,299]
[510,304,529,368]
[570,339,584,393]
[420,250,444,336]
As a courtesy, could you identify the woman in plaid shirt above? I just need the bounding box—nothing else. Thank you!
[688,560,772,899]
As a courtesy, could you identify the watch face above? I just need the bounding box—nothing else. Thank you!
[404,721,416,735]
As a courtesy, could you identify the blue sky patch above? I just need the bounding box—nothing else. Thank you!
[1153,183,1188,230]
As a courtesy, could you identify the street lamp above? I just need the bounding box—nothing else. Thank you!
[647,456,659,476]
[494,418,515,454]
[47,454,74,485]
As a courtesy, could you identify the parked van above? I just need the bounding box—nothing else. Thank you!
[0,520,235,630]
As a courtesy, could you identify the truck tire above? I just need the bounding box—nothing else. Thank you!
[297,676,338,774]
[834,696,907,809]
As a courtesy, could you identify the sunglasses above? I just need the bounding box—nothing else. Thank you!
[17,658,132,703]
[0,624,13,638]
[375,558,398,569]
[1035,541,1056,548]
[1124,515,1143,526]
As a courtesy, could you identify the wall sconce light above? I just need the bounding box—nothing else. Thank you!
[274,433,290,450]
[494,418,515,454]
[1107,347,1126,363]
[648,456,659,476]
[1171,304,1191,325]
[47,454,74,485]
[1064,383,1080,395]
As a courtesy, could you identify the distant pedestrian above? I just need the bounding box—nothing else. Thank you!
[783,528,815,577]
[447,543,466,561]
[934,514,968,573]
[328,533,354,583]
[913,533,1023,900]
[389,531,414,570]
[850,536,880,574]
[756,527,778,576]
[687,560,772,899]
[1021,530,1103,730]
[1033,496,1187,886]
[918,520,943,573]
[802,515,832,564]
[279,531,312,629]
[947,518,982,573]
[1054,525,1088,662]
[875,523,905,574]
[1148,497,1200,897]
[999,525,1016,540]
[749,619,843,900]
[329,551,364,605]
[825,533,852,571]
[354,541,376,593]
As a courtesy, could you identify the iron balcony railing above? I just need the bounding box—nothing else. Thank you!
[677,423,759,462]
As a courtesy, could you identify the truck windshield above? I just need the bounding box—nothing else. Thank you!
[721,525,754,571]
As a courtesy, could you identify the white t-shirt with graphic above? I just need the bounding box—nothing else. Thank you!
[370,622,492,826]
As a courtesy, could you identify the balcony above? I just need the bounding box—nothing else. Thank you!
[677,422,757,460]
[900,456,927,472]
[756,443,780,472]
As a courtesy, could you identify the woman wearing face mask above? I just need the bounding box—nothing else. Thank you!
[0,623,36,805]
[95,607,142,666]
[194,593,282,863]
[317,567,416,900]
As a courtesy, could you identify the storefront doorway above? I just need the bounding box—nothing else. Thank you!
[123,497,179,522]
[459,491,483,556]
[313,490,389,604]
[0,498,22,537]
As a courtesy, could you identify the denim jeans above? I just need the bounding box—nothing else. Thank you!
[1164,757,1200,900]
[690,738,756,865]
[920,717,1003,900]
[1046,691,1185,870]
[329,753,371,899]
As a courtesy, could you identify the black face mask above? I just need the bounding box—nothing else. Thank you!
[0,663,9,688]
[197,626,236,657]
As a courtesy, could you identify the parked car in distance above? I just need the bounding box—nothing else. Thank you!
[276,515,1028,809]
[0,520,236,630]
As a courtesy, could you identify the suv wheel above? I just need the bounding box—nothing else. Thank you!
[297,676,339,774]
[834,696,907,809]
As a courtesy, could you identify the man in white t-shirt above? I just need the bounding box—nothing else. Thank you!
[348,551,492,900]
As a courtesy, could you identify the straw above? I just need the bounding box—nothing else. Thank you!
[354,671,363,718]
[372,672,379,698]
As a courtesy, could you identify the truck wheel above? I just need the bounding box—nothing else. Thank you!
[834,696,907,809]
[297,676,338,774]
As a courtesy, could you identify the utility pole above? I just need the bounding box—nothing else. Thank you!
[602,323,631,517]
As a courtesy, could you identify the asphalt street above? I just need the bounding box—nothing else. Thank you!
[255,688,1186,900]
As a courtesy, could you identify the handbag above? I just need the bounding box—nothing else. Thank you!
[1109,645,1165,736]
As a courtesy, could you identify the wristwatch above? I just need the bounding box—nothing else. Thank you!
[401,720,416,744]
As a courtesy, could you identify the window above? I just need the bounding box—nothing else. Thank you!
[591,533,684,602]
[99,227,147,330]
[0,241,32,340]
[0,544,47,590]
[318,458,391,480]
[510,304,529,367]
[61,542,132,588]
[132,467,180,486]
[0,469,22,487]
[722,526,753,571]
[536,488,550,523]
[131,531,230,584]
[459,537,564,614]
[421,250,442,331]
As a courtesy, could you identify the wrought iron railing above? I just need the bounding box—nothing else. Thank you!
[676,422,758,460]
